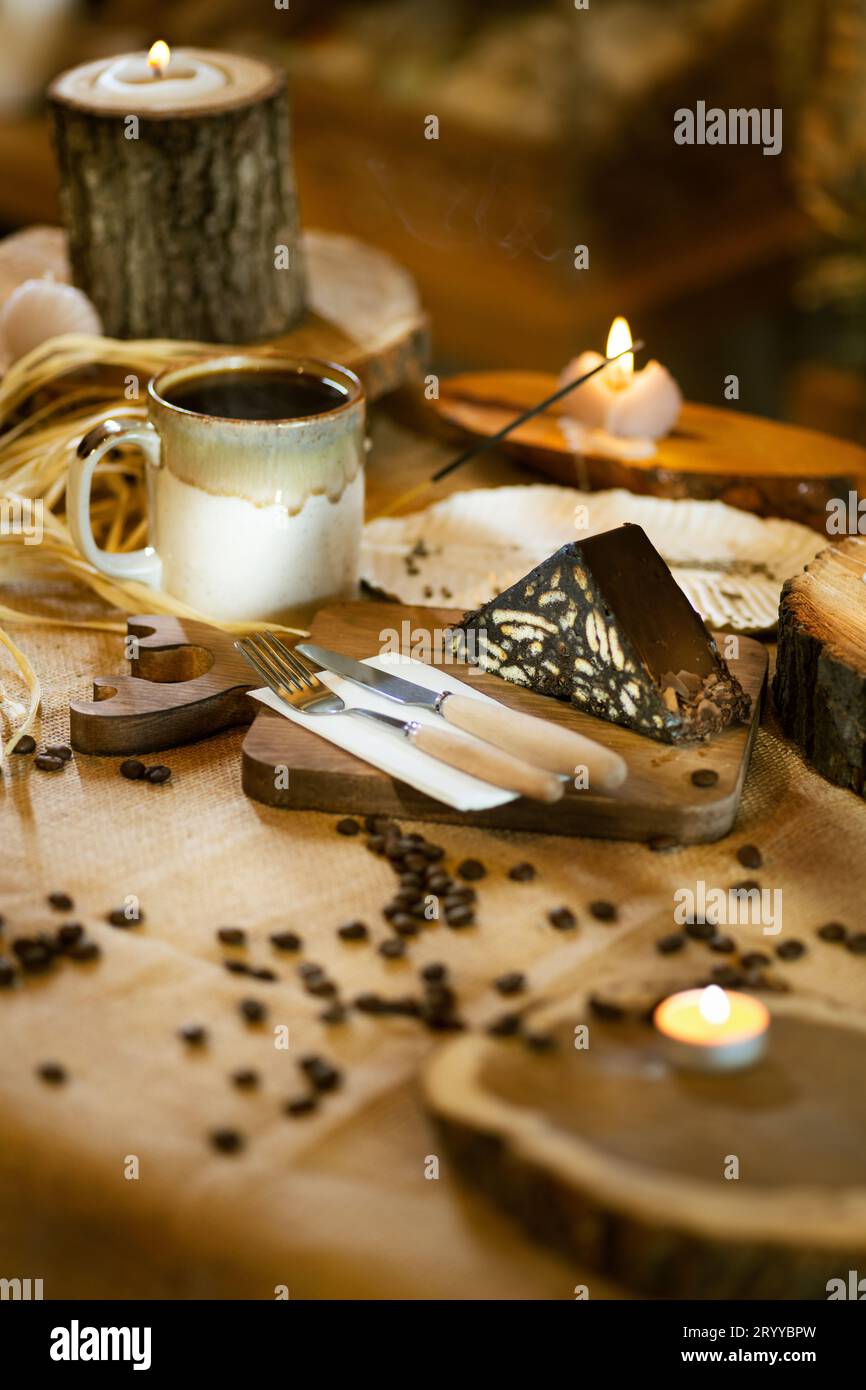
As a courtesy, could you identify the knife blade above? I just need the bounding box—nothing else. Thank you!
[296,642,627,789]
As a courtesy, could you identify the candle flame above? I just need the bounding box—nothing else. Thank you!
[605,316,634,388]
[699,984,731,1026]
[148,40,171,78]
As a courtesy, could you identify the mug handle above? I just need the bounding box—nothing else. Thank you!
[69,419,163,587]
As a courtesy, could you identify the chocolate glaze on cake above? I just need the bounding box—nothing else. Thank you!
[457,524,750,743]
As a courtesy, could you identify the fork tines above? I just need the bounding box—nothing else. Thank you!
[235,632,322,694]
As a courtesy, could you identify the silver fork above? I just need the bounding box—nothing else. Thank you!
[235,633,563,803]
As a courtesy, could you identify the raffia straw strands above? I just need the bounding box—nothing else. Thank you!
[0,333,307,762]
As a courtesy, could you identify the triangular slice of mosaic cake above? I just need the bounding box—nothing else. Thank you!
[458,524,751,743]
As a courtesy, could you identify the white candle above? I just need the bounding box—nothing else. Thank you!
[93,42,227,108]
[558,316,682,448]
[653,985,770,1073]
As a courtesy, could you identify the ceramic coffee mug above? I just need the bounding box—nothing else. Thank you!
[69,355,365,622]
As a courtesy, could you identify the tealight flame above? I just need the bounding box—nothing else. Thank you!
[148,40,171,78]
[605,315,634,389]
[699,984,731,1026]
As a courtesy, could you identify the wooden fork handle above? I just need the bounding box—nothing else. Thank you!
[409,723,563,803]
[439,692,627,789]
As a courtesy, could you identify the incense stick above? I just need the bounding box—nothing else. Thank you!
[429,338,645,483]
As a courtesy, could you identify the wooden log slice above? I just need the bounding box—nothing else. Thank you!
[49,52,306,342]
[773,536,866,795]
[430,371,866,532]
[424,990,866,1299]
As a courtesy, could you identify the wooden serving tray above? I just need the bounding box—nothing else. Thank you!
[243,602,768,842]
[431,371,866,532]
[69,605,766,843]
[424,990,866,1298]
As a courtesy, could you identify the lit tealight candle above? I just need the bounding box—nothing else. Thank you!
[653,985,770,1073]
[558,316,682,460]
[93,41,227,107]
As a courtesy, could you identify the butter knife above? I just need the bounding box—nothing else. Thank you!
[297,642,627,790]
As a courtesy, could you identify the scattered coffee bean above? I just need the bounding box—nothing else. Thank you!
[45,744,72,762]
[366,834,386,855]
[320,1002,348,1025]
[421,963,447,984]
[524,1032,557,1052]
[775,940,806,962]
[12,734,35,755]
[270,931,302,952]
[588,995,625,1021]
[817,922,847,943]
[760,974,791,994]
[685,920,715,941]
[119,758,146,780]
[37,1061,67,1085]
[656,933,686,955]
[740,951,771,969]
[709,934,736,953]
[231,1069,259,1089]
[250,967,278,982]
[179,1023,207,1046]
[298,962,325,980]
[846,933,866,955]
[338,920,369,942]
[691,769,719,788]
[224,960,250,975]
[379,938,406,960]
[47,892,74,912]
[354,992,389,1015]
[457,859,486,881]
[34,754,64,772]
[487,1012,521,1037]
[393,915,422,937]
[210,1128,244,1154]
[494,971,526,996]
[548,907,576,931]
[306,976,337,998]
[285,1095,318,1117]
[300,1055,342,1093]
[107,908,141,927]
[56,923,84,948]
[589,900,617,923]
[737,844,763,870]
[68,941,101,963]
[508,862,536,882]
[13,939,53,973]
[217,927,246,947]
[145,765,171,784]
[444,905,474,929]
[0,958,16,986]
[335,817,360,837]
[239,998,266,1024]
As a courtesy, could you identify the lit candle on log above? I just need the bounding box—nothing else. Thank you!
[49,43,306,342]
[558,317,682,459]
[653,985,770,1073]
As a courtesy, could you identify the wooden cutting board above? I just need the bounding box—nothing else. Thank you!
[68,605,767,842]
[431,371,866,532]
[242,602,768,842]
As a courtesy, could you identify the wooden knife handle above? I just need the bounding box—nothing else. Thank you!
[439,693,627,789]
[409,723,564,803]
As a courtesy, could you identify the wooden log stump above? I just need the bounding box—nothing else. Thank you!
[424,990,866,1299]
[773,536,866,795]
[49,51,306,342]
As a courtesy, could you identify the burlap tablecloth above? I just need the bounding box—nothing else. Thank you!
[2,412,865,1300]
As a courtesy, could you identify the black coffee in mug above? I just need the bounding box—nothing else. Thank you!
[165,368,349,421]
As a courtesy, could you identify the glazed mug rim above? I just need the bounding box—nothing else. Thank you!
[148,354,364,427]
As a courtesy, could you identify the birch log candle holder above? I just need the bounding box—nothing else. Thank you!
[48,44,306,342]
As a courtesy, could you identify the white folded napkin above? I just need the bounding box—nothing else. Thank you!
[250,652,517,812]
